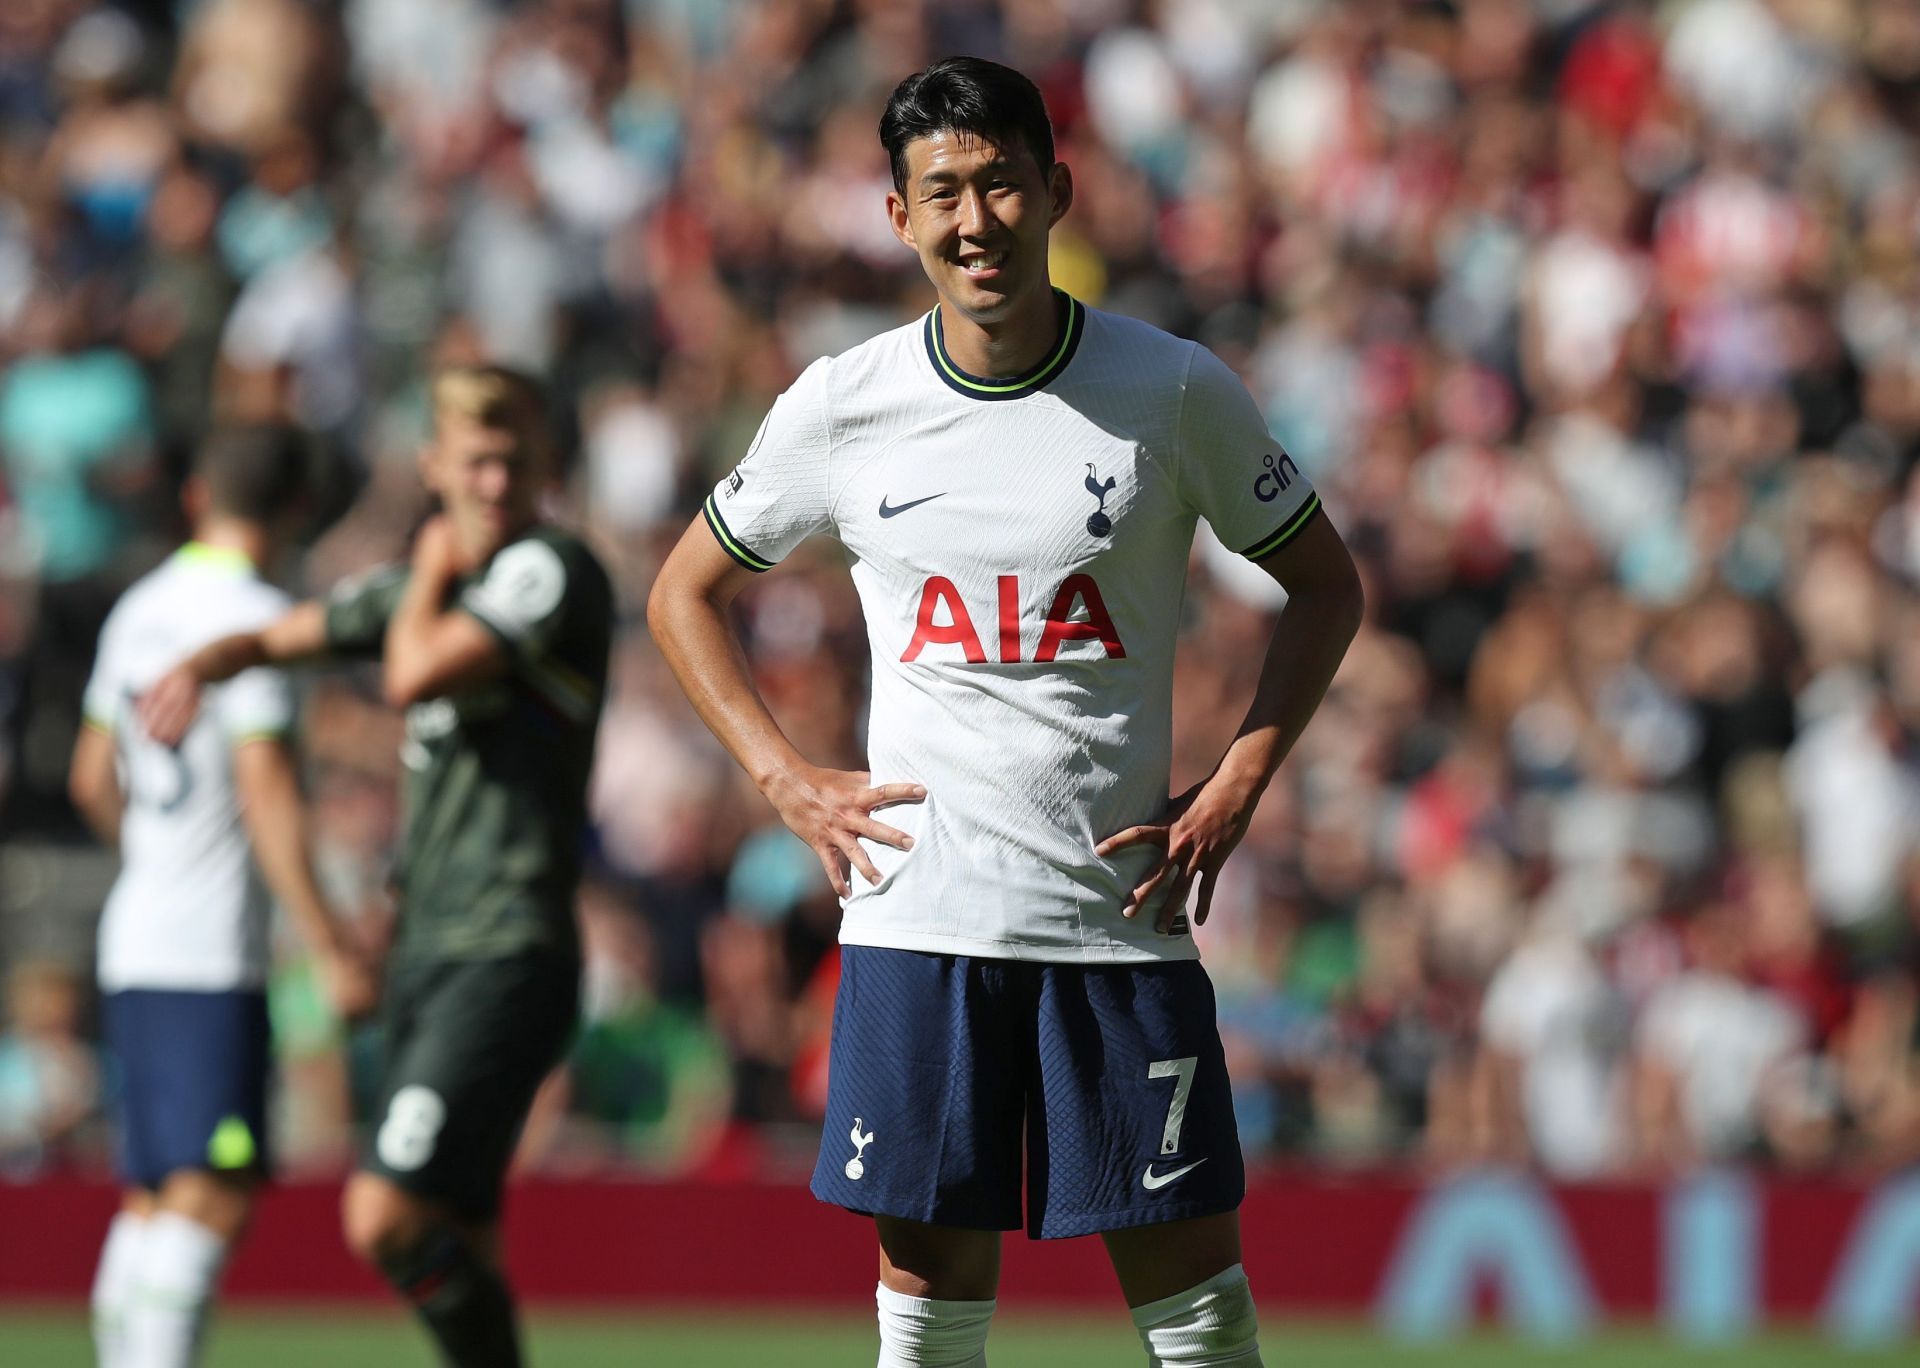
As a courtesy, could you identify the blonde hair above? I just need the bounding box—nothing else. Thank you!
[430,365,548,445]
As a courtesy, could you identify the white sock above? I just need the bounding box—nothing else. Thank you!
[876,1281,995,1367]
[127,1211,229,1368]
[1131,1263,1263,1367]
[92,1211,150,1367]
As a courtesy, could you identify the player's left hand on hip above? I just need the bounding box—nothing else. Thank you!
[1097,780,1253,933]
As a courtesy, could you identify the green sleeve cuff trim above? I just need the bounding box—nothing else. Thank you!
[1240,493,1322,561]
[82,713,115,736]
[703,494,775,572]
[229,729,293,746]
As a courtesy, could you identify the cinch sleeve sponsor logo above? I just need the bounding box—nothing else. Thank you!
[1254,450,1301,503]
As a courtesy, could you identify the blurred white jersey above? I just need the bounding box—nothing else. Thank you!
[83,543,297,992]
[705,295,1320,962]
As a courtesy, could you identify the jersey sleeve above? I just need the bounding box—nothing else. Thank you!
[1175,344,1321,561]
[459,535,573,659]
[81,615,123,734]
[212,665,296,743]
[322,564,408,660]
[702,358,835,572]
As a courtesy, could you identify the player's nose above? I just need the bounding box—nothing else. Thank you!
[956,185,993,239]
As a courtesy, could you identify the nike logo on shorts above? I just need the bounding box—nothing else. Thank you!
[879,493,945,518]
[1141,1158,1207,1191]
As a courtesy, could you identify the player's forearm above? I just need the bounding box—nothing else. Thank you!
[185,631,270,684]
[238,757,354,960]
[73,795,122,848]
[1212,567,1364,803]
[190,602,331,682]
[381,565,464,706]
[69,772,123,847]
[648,583,809,792]
[68,726,123,847]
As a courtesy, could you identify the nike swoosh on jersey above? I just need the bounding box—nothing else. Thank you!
[1140,1158,1208,1191]
[878,492,946,518]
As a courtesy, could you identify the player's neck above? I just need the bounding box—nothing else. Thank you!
[188,518,269,574]
[935,283,1063,379]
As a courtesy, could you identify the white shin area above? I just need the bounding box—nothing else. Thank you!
[92,1210,151,1368]
[1129,1262,1263,1367]
[125,1210,229,1368]
[875,1281,997,1367]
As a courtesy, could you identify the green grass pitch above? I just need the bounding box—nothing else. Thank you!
[2,1308,1912,1365]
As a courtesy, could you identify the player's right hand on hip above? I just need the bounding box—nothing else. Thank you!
[766,764,926,899]
[138,666,204,747]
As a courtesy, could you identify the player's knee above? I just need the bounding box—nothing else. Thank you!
[1131,1263,1261,1367]
[157,1168,257,1243]
[342,1174,429,1268]
[876,1218,1001,1302]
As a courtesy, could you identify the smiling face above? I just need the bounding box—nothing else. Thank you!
[423,415,544,565]
[886,129,1072,326]
[420,367,550,565]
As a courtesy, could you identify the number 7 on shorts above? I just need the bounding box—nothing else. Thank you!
[1148,1056,1198,1156]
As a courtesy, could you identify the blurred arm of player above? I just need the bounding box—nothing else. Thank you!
[233,737,380,1020]
[647,524,926,899]
[379,514,509,708]
[141,513,512,740]
[1098,514,1365,932]
[68,724,124,848]
[137,601,333,746]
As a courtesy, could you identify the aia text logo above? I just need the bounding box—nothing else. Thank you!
[1255,451,1299,503]
[902,574,1127,663]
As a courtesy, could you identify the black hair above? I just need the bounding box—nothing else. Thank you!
[194,424,309,523]
[879,57,1056,193]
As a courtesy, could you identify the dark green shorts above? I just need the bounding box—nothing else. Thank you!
[359,949,579,1220]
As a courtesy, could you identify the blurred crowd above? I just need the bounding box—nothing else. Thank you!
[2,0,1919,1183]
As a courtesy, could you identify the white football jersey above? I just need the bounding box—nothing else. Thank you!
[83,543,297,991]
[705,294,1320,963]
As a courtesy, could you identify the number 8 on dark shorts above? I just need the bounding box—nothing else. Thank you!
[361,949,578,1220]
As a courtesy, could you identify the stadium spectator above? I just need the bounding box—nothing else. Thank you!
[0,959,100,1177]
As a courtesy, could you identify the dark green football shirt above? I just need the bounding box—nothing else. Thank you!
[325,526,613,963]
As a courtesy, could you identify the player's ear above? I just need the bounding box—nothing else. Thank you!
[886,188,916,252]
[1047,162,1073,228]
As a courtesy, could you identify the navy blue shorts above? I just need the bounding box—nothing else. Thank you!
[102,989,271,1190]
[810,946,1245,1239]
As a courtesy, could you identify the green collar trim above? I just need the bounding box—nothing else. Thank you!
[924,290,1085,401]
[175,541,259,577]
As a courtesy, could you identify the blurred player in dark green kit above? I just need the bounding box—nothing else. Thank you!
[142,367,613,1367]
